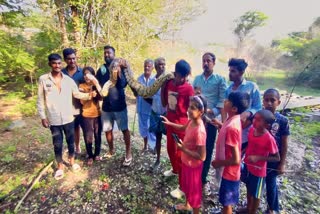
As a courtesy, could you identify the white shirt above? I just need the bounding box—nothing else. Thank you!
[37,72,90,126]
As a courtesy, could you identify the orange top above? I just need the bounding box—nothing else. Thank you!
[79,83,100,118]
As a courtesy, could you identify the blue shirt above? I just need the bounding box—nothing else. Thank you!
[96,64,128,112]
[192,73,227,116]
[225,79,262,142]
[136,74,154,114]
[62,66,84,86]
[150,75,166,115]
[62,66,84,115]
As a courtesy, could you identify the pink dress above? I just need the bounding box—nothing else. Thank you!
[180,120,206,208]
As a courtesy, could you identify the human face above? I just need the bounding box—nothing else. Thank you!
[174,72,186,85]
[263,92,280,113]
[155,60,166,75]
[64,53,77,69]
[83,70,92,84]
[252,113,266,130]
[228,66,242,82]
[202,54,215,73]
[49,59,62,73]
[104,48,115,65]
[144,62,153,78]
[188,101,202,120]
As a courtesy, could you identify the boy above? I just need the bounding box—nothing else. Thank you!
[211,91,250,214]
[161,59,194,198]
[263,88,290,214]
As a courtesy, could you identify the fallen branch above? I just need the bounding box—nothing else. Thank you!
[14,160,54,213]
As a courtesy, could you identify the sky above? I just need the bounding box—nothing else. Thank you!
[179,0,320,47]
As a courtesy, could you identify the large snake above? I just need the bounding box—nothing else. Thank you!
[100,58,174,98]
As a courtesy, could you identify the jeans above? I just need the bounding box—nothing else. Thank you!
[266,163,280,212]
[50,122,75,163]
[202,123,217,184]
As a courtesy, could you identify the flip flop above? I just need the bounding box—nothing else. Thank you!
[122,157,132,166]
[72,163,81,172]
[54,169,64,180]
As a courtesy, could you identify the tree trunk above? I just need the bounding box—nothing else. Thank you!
[54,0,69,48]
[70,4,81,48]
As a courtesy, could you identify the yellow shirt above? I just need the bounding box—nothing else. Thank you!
[79,83,101,118]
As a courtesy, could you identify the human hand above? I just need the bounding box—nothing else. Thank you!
[160,115,170,125]
[278,163,285,175]
[248,155,260,163]
[91,91,97,98]
[211,160,220,169]
[240,111,252,128]
[210,118,222,129]
[41,119,50,128]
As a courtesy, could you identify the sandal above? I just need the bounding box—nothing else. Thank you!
[54,169,64,180]
[173,204,192,212]
[122,157,132,166]
[72,163,81,172]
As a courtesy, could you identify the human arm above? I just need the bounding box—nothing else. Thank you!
[212,144,240,168]
[161,80,169,107]
[71,81,92,100]
[37,77,49,128]
[247,152,280,163]
[178,144,206,161]
[278,135,288,174]
[161,115,188,131]
[211,77,228,116]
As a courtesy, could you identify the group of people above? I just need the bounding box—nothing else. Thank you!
[37,45,290,214]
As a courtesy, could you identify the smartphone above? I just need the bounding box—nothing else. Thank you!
[172,133,182,144]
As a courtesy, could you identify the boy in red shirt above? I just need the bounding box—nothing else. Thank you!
[161,59,194,198]
[211,91,249,214]
[244,109,280,214]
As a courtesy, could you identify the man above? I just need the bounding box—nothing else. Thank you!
[96,45,132,166]
[136,59,156,152]
[223,58,262,149]
[149,57,166,172]
[62,48,84,154]
[192,52,227,195]
[37,53,96,180]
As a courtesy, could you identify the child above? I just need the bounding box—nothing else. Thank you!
[211,91,250,214]
[161,59,194,198]
[244,109,280,214]
[162,95,207,214]
[263,88,290,214]
[79,67,102,165]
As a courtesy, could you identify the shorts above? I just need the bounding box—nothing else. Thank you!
[219,178,240,206]
[149,110,166,134]
[74,114,82,128]
[101,109,128,132]
[247,172,265,199]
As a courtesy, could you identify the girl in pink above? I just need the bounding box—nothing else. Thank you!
[162,95,207,214]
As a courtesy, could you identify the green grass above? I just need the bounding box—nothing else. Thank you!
[248,69,320,96]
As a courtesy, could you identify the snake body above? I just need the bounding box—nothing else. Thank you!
[100,58,174,98]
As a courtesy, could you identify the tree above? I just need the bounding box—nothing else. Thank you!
[233,11,268,55]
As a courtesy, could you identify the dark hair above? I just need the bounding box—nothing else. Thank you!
[264,88,280,99]
[62,48,76,59]
[190,95,207,113]
[203,52,216,62]
[256,109,275,126]
[48,53,62,62]
[228,58,248,72]
[104,45,115,53]
[83,66,95,76]
[228,91,250,114]
[175,59,191,77]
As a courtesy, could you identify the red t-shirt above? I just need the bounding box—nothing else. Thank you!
[245,127,278,177]
[215,115,242,181]
[181,120,206,168]
[164,80,194,124]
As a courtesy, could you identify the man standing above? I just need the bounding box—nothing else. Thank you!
[37,53,95,180]
[136,59,156,152]
[96,45,132,166]
[192,52,227,195]
[149,57,166,172]
[62,48,84,155]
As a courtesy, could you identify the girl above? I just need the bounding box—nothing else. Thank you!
[79,67,102,165]
[162,95,207,214]
[244,109,280,214]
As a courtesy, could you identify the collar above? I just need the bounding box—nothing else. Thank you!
[201,72,213,81]
[62,66,82,75]
[230,78,247,87]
